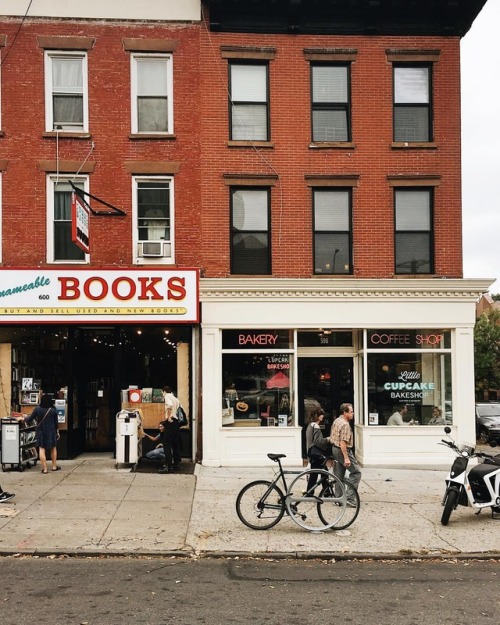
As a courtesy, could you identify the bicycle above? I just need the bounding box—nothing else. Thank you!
[235,453,360,532]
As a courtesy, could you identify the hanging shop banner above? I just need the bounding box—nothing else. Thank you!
[0,268,199,324]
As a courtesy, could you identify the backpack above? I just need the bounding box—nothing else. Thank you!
[176,405,188,427]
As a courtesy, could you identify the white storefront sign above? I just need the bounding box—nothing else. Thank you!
[0,269,199,323]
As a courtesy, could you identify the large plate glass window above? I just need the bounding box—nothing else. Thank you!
[393,65,432,142]
[395,188,433,274]
[131,54,173,134]
[366,329,452,426]
[313,188,352,274]
[311,64,350,142]
[229,63,269,141]
[45,51,88,132]
[222,330,294,428]
[231,188,270,275]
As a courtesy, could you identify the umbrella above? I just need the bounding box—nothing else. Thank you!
[266,371,290,389]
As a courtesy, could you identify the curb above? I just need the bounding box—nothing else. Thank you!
[2,548,500,561]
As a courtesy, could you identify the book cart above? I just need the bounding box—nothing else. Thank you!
[0,417,38,472]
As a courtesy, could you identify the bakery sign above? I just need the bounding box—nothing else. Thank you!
[0,268,199,323]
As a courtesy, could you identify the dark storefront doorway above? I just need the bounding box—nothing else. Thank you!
[298,357,353,456]
[73,326,192,456]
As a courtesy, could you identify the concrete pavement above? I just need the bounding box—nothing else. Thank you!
[1,454,499,558]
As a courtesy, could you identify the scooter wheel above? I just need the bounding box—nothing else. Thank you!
[441,488,458,525]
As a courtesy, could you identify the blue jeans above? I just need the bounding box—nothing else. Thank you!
[145,448,165,462]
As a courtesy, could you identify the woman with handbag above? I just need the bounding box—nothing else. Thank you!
[23,394,60,474]
[305,408,330,491]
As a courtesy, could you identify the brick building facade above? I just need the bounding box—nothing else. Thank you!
[0,1,493,466]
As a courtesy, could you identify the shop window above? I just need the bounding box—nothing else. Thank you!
[44,51,88,132]
[229,62,269,141]
[222,330,294,428]
[311,64,350,142]
[132,176,174,264]
[393,65,432,142]
[131,54,173,134]
[231,188,271,275]
[313,189,352,274]
[366,329,452,426]
[47,176,88,263]
[394,188,433,274]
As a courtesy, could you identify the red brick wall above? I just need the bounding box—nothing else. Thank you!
[0,20,201,268]
[200,30,463,279]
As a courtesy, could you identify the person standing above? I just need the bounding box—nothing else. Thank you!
[329,403,361,492]
[23,394,60,474]
[158,386,181,474]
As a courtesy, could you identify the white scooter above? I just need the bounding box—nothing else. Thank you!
[439,426,500,525]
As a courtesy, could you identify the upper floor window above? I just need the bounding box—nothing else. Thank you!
[393,65,432,142]
[45,51,88,132]
[313,189,352,274]
[131,54,173,134]
[231,188,271,274]
[133,177,174,264]
[47,176,88,263]
[394,188,433,274]
[229,63,269,141]
[311,64,350,142]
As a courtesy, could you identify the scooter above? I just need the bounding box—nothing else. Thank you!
[439,426,500,525]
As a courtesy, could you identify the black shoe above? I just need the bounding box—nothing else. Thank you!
[0,491,15,503]
[158,467,174,474]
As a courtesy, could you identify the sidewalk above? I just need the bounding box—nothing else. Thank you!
[1,454,499,558]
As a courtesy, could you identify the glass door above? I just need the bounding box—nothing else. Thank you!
[298,357,353,456]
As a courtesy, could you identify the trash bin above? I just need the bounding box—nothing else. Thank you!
[115,409,142,470]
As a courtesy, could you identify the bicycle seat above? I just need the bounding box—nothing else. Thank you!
[267,453,286,461]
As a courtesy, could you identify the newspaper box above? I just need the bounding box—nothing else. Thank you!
[115,409,142,470]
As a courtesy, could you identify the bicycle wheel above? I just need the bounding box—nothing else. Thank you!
[285,469,346,532]
[236,480,286,530]
[318,480,360,530]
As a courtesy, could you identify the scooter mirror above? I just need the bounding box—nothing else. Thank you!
[444,426,451,434]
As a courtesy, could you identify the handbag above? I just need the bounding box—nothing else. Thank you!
[307,444,326,461]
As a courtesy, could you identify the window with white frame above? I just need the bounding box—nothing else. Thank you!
[393,65,432,142]
[395,188,433,274]
[45,51,88,132]
[47,176,88,263]
[231,188,270,274]
[131,54,173,134]
[311,64,350,142]
[133,177,174,263]
[313,189,352,274]
[229,63,269,141]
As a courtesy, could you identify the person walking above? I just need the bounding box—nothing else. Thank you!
[23,394,60,474]
[305,408,330,491]
[329,402,361,493]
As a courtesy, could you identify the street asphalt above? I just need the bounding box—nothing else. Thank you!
[1,453,499,559]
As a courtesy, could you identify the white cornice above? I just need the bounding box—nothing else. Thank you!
[200,278,494,302]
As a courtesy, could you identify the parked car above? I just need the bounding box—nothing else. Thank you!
[475,402,500,444]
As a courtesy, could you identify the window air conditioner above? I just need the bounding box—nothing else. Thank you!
[138,241,164,257]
